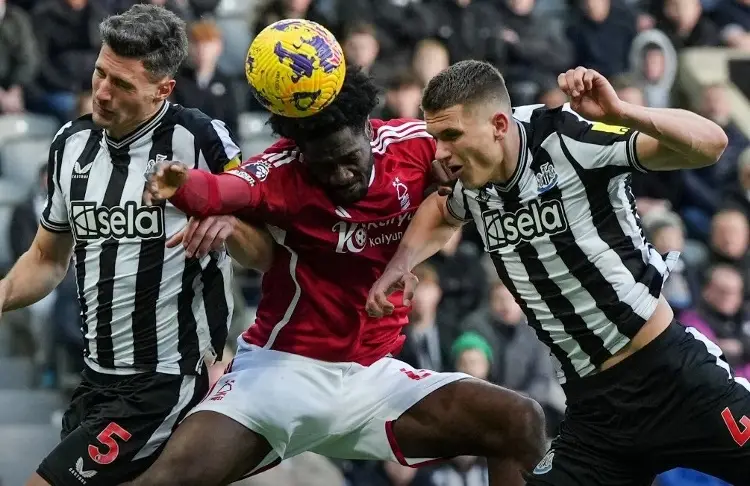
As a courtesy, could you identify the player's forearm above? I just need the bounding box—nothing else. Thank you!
[1,244,69,312]
[388,193,461,272]
[617,102,728,167]
[170,170,256,218]
[226,220,274,273]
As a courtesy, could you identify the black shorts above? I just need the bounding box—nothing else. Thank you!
[37,366,208,486]
[527,321,750,486]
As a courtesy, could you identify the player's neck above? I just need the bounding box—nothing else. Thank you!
[491,119,521,184]
[107,101,165,141]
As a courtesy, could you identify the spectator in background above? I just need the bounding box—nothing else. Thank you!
[422,0,506,68]
[398,262,445,372]
[27,0,109,122]
[642,210,700,316]
[681,84,750,240]
[567,0,637,78]
[76,90,93,116]
[253,0,333,36]
[411,38,449,87]
[628,29,678,108]
[114,0,194,20]
[342,22,386,86]
[710,0,750,50]
[681,265,750,377]
[377,71,423,120]
[461,281,555,405]
[428,230,489,359]
[611,72,645,106]
[500,0,574,98]
[707,208,750,291]
[536,81,567,107]
[699,84,750,187]
[0,0,38,114]
[173,20,238,135]
[724,147,750,220]
[655,0,720,49]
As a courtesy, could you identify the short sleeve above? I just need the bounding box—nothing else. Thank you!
[40,128,70,233]
[557,105,645,173]
[446,180,472,222]
[178,107,243,174]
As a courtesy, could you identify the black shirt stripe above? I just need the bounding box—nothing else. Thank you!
[131,124,174,369]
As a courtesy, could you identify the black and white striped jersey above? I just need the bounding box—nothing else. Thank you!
[447,103,679,383]
[41,101,239,375]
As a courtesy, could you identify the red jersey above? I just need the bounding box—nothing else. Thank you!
[170,119,436,365]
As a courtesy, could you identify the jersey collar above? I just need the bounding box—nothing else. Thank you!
[104,101,170,151]
[493,119,528,193]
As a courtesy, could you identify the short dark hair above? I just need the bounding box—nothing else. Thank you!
[268,65,379,145]
[421,60,511,113]
[99,4,188,79]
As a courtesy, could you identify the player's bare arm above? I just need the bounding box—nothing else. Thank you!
[0,226,73,319]
[558,66,728,170]
[366,191,463,318]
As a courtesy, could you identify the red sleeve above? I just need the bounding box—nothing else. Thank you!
[169,169,261,219]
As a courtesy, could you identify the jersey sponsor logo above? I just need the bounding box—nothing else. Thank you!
[533,450,554,475]
[482,199,568,250]
[536,162,558,194]
[393,177,411,210]
[68,457,97,484]
[71,201,165,241]
[333,211,415,253]
[244,160,271,181]
[227,168,256,186]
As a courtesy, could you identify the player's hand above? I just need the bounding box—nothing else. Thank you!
[366,266,419,318]
[166,216,237,259]
[143,161,189,206]
[557,67,625,125]
[431,159,458,197]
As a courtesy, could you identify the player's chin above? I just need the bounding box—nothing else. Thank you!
[328,183,367,205]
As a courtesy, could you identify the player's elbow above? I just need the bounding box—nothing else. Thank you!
[696,123,729,168]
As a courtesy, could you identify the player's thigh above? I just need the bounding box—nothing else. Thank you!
[526,433,654,486]
[129,410,274,485]
[391,378,546,465]
[647,328,750,484]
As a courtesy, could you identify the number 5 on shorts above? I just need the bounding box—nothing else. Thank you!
[88,422,133,465]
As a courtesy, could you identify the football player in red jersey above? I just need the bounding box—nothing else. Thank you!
[127,66,545,486]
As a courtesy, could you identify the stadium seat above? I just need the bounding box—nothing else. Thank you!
[0,137,51,190]
[0,424,60,486]
[0,389,65,424]
[0,113,60,146]
[238,111,272,140]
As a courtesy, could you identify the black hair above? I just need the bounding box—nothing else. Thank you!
[99,4,188,79]
[421,60,510,113]
[268,65,379,145]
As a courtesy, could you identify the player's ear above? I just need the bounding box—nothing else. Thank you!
[155,79,176,102]
[491,111,511,141]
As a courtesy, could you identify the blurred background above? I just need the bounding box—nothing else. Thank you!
[0,0,749,485]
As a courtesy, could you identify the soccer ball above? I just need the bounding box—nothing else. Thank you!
[245,19,346,118]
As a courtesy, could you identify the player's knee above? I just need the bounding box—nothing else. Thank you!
[510,397,547,469]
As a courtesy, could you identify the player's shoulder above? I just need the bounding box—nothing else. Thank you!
[166,103,232,136]
[52,114,99,147]
[370,118,434,164]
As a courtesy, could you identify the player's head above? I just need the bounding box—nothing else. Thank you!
[268,65,379,205]
[93,4,188,136]
[421,60,513,190]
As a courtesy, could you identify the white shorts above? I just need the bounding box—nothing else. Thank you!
[187,339,470,476]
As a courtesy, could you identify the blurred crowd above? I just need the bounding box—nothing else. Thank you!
[3,0,750,485]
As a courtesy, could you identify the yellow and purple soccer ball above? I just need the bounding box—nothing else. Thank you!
[245,19,346,118]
